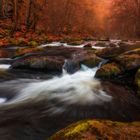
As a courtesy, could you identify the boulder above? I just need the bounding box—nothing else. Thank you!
[12,47,102,73]
[95,42,140,59]
[115,48,140,70]
[83,43,92,49]
[80,53,102,68]
[15,47,45,56]
[94,41,107,47]
[95,63,121,78]
[11,55,65,73]
[48,120,140,140]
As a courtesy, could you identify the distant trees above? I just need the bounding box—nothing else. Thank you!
[0,0,9,18]
[110,0,140,37]
[1,0,140,38]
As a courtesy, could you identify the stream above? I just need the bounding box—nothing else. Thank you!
[0,41,139,140]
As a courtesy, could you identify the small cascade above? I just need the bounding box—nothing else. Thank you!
[0,63,112,116]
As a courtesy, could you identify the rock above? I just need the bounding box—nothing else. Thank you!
[109,43,117,48]
[67,40,84,46]
[94,41,107,47]
[48,120,140,140]
[115,48,140,70]
[28,41,39,46]
[15,47,45,56]
[11,55,65,73]
[135,68,140,96]
[12,47,102,73]
[80,53,102,68]
[83,43,92,49]
[95,63,121,78]
[95,42,140,59]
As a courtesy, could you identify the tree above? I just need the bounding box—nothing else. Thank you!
[110,0,140,37]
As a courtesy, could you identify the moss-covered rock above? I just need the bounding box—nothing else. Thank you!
[95,42,140,59]
[15,47,45,56]
[11,55,65,72]
[115,48,140,70]
[80,54,102,68]
[28,41,39,46]
[95,63,121,78]
[48,120,140,140]
[135,68,140,96]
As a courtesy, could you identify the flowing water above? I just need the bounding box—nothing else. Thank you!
[0,42,139,139]
[0,65,112,112]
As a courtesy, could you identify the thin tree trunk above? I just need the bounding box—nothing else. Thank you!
[12,0,18,33]
[0,0,3,18]
[26,0,32,29]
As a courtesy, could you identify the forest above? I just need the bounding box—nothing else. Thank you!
[0,0,140,140]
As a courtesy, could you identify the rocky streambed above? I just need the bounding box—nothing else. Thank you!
[0,40,139,140]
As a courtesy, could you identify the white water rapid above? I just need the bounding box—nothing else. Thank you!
[1,65,112,115]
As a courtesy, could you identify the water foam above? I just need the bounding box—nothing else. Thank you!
[3,66,112,114]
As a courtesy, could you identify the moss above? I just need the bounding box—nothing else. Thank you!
[48,120,140,140]
[95,63,121,78]
[65,121,91,138]
[28,41,38,46]
[81,57,101,68]
[15,47,44,56]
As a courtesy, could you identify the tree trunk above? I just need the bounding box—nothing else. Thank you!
[26,0,32,29]
[12,0,18,33]
[0,0,3,18]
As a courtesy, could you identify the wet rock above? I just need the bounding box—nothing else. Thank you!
[67,40,84,46]
[94,41,107,47]
[115,48,140,70]
[11,55,65,73]
[109,43,117,48]
[48,120,140,140]
[96,42,140,59]
[11,47,102,73]
[80,53,102,68]
[95,63,121,78]
[83,43,92,49]
[15,47,45,56]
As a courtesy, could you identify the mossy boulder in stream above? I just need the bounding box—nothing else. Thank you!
[135,68,140,96]
[15,47,45,56]
[48,120,140,140]
[115,48,140,70]
[95,63,121,78]
[11,55,65,72]
[80,54,102,68]
[95,42,140,59]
